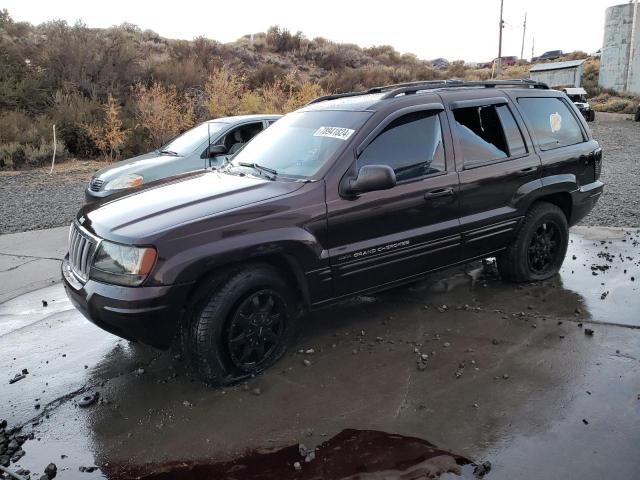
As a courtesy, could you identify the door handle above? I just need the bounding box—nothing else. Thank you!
[518,166,538,176]
[424,188,454,199]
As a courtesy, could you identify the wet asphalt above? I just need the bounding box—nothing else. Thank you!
[1,227,639,479]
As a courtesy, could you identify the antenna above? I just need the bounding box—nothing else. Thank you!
[206,122,211,169]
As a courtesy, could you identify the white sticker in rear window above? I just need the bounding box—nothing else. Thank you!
[313,126,355,141]
[549,112,562,132]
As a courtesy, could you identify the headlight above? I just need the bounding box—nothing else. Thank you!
[104,174,143,191]
[90,240,156,286]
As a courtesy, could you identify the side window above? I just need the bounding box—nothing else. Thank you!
[358,110,445,182]
[517,97,585,151]
[222,122,264,154]
[496,105,527,157]
[453,105,509,168]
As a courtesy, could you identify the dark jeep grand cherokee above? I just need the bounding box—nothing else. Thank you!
[63,80,603,385]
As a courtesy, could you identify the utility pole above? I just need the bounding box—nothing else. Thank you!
[531,36,535,60]
[496,0,505,77]
[520,12,527,60]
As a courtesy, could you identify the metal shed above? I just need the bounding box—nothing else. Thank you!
[528,60,586,88]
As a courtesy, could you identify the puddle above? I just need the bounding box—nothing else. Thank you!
[104,429,485,480]
[560,229,640,327]
[0,283,72,336]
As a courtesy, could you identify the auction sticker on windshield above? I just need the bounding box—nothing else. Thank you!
[313,126,355,141]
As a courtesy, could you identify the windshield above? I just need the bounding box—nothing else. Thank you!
[159,122,226,156]
[228,110,371,178]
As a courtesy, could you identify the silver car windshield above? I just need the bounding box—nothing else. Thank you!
[228,111,371,178]
[159,122,226,156]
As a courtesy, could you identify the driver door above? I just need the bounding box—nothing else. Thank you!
[326,107,461,297]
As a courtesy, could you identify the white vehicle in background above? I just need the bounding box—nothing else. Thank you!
[563,87,595,122]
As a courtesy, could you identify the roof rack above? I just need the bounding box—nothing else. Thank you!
[306,79,548,105]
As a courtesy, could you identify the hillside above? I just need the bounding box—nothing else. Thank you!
[0,10,637,169]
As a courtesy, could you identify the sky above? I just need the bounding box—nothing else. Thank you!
[2,0,625,62]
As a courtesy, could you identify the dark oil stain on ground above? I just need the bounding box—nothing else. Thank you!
[105,429,486,479]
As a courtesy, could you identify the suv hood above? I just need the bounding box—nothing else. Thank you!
[80,171,306,242]
[93,151,187,184]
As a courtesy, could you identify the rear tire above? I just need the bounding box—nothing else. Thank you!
[497,202,569,283]
[187,264,296,386]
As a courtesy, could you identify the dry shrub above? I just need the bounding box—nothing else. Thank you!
[237,90,264,115]
[447,61,468,79]
[591,97,638,114]
[283,81,325,111]
[133,82,194,149]
[248,63,286,89]
[0,111,35,144]
[499,64,530,80]
[259,81,289,113]
[266,26,303,53]
[0,140,67,170]
[51,89,102,157]
[150,56,208,91]
[204,67,245,117]
[84,94,129,161]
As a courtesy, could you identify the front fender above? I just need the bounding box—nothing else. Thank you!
[147,225,330,305]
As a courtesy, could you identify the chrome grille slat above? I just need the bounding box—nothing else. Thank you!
[80,239,90,273]
[68,223,99,283]
[72,230,81,267]
[89,178,104,192]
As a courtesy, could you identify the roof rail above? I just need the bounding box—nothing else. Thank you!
[306,79,548,105]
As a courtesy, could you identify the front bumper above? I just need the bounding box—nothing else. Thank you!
[570,180,604,226]
[62,256,193,349]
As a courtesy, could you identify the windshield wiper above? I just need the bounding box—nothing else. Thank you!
[238,162,278,179]
[158,149,179,156]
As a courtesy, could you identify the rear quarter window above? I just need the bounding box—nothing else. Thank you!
[517,97,585,151]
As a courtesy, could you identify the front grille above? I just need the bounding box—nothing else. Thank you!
[68,223,99,282]
[89,178,104,192]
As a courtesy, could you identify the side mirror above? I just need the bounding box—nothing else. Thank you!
[345,165,396,196]
[208,144,227,157]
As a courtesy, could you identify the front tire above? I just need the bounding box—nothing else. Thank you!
[497,202,569,283]
[188,264,296,385]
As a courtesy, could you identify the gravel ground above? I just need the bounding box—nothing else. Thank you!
[0,112,638,234]
[583,112,640,228]
[0,161,100,234]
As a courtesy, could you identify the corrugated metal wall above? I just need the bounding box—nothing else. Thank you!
[599,2,640,94]
[530,66,583,88]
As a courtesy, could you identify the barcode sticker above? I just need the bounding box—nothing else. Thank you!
[313,126,355,141]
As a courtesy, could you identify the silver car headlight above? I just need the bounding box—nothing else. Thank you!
[90,240,157,286]
[104,174,143,191]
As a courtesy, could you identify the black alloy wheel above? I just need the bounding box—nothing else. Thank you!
[226,289,286,369]
[527,221,562,275]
